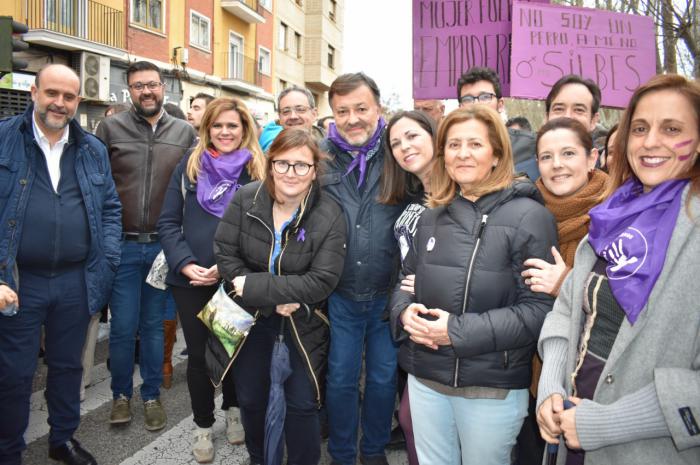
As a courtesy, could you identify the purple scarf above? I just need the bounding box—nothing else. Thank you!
[588,178,688,324]
[326,117,386,188]
[196,148,251,218]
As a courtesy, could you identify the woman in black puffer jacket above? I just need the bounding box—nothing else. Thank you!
[389,106,558,465]
[214,129,346,465]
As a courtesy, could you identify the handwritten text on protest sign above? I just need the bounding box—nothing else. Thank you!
[510,2,655,108]
[413,0,547,99]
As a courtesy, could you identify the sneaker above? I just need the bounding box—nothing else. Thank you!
[226,407,245,445]
[144,399,167,431]
[192,427,214,463]
[109,395,132,424]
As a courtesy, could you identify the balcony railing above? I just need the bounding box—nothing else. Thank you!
[226,52,262,88]
[220,0,264,24]
[24,0,124,49]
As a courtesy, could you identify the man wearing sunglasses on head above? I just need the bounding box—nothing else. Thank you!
[95,61,196,432]
[456,67,539,181]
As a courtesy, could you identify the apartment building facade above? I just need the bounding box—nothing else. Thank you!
[275,0,342,116]
[0,0,343,127]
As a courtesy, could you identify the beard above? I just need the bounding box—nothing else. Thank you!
[133,94,163,117]
[37,104,71,131]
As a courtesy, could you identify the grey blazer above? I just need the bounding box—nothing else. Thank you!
[537,186,700,465]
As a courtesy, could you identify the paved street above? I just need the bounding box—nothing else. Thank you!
[25,328,409,465]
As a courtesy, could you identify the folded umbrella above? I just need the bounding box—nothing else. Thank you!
[264,317,292,465]
[545,399,576,465]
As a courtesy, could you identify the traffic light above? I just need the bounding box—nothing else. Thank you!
[0,16,29,73]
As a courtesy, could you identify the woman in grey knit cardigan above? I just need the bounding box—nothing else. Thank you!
[536,74,700,465]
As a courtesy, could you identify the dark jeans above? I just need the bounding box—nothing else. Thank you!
[233,313,320,465]
[326,293,397,465]
[0,267,90,465]
[171,285,237,428]
[109,241,166,401]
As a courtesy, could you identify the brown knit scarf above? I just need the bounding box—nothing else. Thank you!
[536,169,609,267]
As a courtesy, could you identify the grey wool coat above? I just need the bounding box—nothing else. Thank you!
[537,185,700,465]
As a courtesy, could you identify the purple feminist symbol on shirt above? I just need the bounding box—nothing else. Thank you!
[297,228,306,242]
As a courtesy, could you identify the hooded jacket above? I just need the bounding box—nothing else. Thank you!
[390,180,558,389]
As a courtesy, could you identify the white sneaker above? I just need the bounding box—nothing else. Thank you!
[192,427,214,463]
[226,408,245,445]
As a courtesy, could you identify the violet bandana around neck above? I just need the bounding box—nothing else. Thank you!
[196,148,252,218]
[588,178,688,324]
[326,117,386,188]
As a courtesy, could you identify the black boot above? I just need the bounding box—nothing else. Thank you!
[48,439,97,465]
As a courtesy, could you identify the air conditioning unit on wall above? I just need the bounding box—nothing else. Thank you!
[80,52,110,101]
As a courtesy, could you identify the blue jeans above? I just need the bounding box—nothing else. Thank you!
[408,375,528,465]
[326,293,397,465]
[109,241,166,401]
[0,267,90,464]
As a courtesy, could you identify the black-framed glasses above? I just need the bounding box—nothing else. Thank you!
[279,105,310,117]
[459,92,497,105]
[128,81,164,92]
[272,160,314,176]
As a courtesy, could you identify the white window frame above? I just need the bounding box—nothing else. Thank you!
[278,22,288,51]
[229,31,245,81]
[258,46,271,76]
[293,31,302,59]
[327,44,335,69]
[329,0,337,22]
[129,0,166,33]
[189,10,211,52]
[259,0,272,12]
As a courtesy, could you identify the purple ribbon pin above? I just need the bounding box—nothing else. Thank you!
[297,228,306,242]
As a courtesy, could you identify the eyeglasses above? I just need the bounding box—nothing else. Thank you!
[272,160,314,176]
[279,106,310,117]
[459,92,497,105]
[128,81,164,92]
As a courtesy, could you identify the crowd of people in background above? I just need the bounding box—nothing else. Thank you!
[0,60,698,465]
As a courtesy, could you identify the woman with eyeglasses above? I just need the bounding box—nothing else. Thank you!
[389,106,558,465]
[214,128,347,465]
[536,74,700,465]
[157,97,266,463]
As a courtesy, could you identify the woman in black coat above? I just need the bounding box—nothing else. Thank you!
[157,97,266,463]
[214,128,347,465]
[389,106,558,465]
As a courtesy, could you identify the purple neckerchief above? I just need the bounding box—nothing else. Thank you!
[196,147,251,218]
[588,178,688,324]
[326,117,386,188]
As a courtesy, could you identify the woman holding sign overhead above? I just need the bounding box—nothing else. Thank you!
[536,74,700,465]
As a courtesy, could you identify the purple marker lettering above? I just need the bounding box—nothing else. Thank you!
[674,139,693,149]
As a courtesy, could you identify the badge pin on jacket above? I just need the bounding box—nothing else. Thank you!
[427,237,436,252]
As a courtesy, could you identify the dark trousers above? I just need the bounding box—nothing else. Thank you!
[233,313,320,465]
[0,267,90,465]
[171,285,237,428]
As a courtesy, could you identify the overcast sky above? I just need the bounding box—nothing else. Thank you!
[342,0,413,109]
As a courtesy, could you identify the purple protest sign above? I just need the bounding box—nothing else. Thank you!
[412,0,548,99]
[510,1,655,108]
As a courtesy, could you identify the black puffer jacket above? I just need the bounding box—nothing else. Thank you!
[213,181,346,403]
[390,180,558,389]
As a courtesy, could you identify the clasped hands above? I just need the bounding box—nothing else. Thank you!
[537,393,583,450]
[182,263,219,286]
[400,303,452,350]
